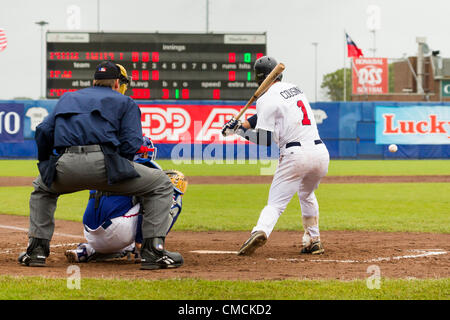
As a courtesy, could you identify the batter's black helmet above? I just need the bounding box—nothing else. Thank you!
[254,56,283,85]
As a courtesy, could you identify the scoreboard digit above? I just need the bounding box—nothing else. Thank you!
[46,32,266,100]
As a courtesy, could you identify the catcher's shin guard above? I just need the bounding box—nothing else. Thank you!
[167,191,183,234]
[140,237,183,270]
[18,238,50,267]
[238,231,267,256]
[165,170,187,234]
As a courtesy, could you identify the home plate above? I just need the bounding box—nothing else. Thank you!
[190,250,238,254]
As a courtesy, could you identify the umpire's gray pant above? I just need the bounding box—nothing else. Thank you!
[28,148,172,241]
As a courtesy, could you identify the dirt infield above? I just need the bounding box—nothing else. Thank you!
[0,215,448,280]
[1,175,448,280]
[1,175,450,187]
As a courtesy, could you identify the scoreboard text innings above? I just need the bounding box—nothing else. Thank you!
[46,32,267,100]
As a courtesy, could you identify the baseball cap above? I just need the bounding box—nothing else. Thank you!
[94,61,120,80]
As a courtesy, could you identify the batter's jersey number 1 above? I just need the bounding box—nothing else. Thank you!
[297,100,311,125]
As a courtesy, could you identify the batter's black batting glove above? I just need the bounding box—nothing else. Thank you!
[221,118,242,137]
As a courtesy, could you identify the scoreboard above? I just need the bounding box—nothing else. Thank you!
[46,32,266,100]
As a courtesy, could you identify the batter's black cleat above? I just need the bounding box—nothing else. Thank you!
[300,240,325,255]
[18,238,50,267]
[238,231,267,256]
[140,237,183,270]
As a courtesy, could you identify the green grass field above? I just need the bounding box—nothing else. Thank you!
[1,183,448,233]
[1,276,448,300]
[1,159,449,177]
[0,159,449,300]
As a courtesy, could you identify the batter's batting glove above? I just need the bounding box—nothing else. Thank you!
[221,118,242,137]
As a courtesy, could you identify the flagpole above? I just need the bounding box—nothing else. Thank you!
[345,32,365,101]
[343,31,346,101]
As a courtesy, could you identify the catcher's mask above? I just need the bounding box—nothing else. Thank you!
[116,63,131,95]
[134,136,157,161]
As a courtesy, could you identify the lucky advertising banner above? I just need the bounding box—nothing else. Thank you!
[138,104,256,144]
[352,57,388,95]
[375,105,450,145]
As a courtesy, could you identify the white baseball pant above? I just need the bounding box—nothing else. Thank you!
[84,204,141,255]
[252,142,329,239]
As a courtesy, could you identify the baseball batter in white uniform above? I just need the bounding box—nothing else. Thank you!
[222,56,329,256]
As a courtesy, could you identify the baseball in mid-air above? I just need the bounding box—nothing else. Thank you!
[388,144,398,153]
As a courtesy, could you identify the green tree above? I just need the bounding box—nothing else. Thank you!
[320,68,351,101]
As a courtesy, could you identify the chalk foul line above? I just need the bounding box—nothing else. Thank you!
[189,249,448,263]
[269,249,447,263]
[190,250,239,254]
[0,224,84,239]
[0,242,80,254]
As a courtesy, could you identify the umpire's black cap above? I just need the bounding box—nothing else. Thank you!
[94,61,120,80]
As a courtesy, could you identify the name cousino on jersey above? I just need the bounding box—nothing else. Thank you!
[279,86,303,100]
[254,81,321,153]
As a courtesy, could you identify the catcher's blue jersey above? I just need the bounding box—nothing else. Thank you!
[82,159,181,241]
[82,190,134,230]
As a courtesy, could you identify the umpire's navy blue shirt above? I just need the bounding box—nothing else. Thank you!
[35,86,143,161]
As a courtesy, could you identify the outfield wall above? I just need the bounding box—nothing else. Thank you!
[0,99,449,159]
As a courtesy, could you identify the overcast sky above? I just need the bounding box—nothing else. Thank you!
[0,0,449,101]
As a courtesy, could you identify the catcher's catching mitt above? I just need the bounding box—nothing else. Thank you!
[164,170,188,194]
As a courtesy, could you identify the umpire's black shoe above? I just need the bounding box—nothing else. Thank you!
[140,237,183,270]
[18,238,50,267]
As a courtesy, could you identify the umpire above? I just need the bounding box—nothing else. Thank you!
[19,61,183,270]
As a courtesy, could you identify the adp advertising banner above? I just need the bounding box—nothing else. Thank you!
[0,103,24,143]
[375,106,450,145]
[138,104,256,144]
[352,57,388,95]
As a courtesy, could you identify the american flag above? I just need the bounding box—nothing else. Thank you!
[0,28,7,52]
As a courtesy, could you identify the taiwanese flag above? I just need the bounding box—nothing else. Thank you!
[346,33,363,58]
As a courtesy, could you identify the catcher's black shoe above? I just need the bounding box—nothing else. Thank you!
[238,231,267,256]
[300,240,324,255]
[140,237,183,270]
[18,238,50,267]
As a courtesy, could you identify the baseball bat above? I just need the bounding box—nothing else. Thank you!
[234,62,285,121]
